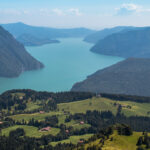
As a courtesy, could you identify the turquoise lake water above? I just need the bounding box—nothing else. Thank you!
[0,38,124,94]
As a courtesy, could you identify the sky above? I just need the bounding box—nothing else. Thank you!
[0,0,150,29]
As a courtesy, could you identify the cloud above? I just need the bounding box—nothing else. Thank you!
[116,3,150,16]
[51,8,82,16]
[52,8,65,16]
[67,8,82,16]
[116,4,139,16]
[0,9,22,15]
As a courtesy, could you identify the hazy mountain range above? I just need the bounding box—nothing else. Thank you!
[84,26,135,44]
[1,22,95,46]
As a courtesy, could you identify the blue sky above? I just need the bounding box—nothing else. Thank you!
[0,0,150,29]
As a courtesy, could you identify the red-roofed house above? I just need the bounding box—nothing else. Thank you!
[39,111,45,114]
[65,130,69,133]
[40,126,51,132]
[80,121,84,125]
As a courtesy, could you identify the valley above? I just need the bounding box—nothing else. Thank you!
[0,38,123,94]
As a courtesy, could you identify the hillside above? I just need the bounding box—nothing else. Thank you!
[83,130,150,150]
[91,27,150,58]
[1,22,95,46]
[0,89,150,149]
[0,90,150,150]
[0,26,44,78]
[71,58,150,97]
[84,26,135,43]
[16,34,60,46]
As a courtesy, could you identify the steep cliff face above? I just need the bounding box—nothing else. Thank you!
[0,26,44,78]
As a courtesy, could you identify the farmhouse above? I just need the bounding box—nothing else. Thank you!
[40,126,51,132]
[65,130,69,133]
[19,96,24,100]
[78,140,84,144]
[39,111,45,114]
[80,121,84,125]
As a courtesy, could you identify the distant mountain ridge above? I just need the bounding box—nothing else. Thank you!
[71,58,150,97]
[1,22,95,46]
[16,34,60,46]
[0,26,44,77]
[84,26,135,44]
[90,27,150,58]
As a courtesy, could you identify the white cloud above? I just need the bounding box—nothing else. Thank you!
[0,9,22,15]
[116,3,150,16]
[67,8,82,16]
[52,8,65,16]
[51,8,82,16]
[116,4,139,15]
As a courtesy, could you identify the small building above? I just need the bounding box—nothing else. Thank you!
[78,140,84,144]
[65,130,69,133]
[0,121,3,124]
[96,93,101,98]
[80,121,84,125]
[40,126,51,132]
[19,96,24,100]
[39,111,45,114]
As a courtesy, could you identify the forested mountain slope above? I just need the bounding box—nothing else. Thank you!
[71,58,150,97]
[0,26,43,77]
[91,27,150,58]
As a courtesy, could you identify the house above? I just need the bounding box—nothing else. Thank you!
[80,121,84,125]
[78,140,84,144]
[19,96,24,100]
[48,97,52,100]
[65,130,69,133]
[39,111,45,114]
[40,126,51,132]
[96,93,101,97]
[0,121,3,124]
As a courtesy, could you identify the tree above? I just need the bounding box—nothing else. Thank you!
[136,137,143,146]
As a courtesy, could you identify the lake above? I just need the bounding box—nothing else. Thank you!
[0,38,124,94]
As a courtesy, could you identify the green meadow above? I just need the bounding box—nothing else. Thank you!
[2,125,60,138]
[50,134,93,146]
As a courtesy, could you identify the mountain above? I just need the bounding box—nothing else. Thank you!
[71,58,150,97]
[91,27,150,58]
[0,26,44,78]
[16,34,60,46]
[84,26,135,43]
[1,22,95,46]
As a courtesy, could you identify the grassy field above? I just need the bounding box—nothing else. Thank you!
[58,97,150,117]
[102,131,150,150]
[9,97,150,132]
[10,97,150,123]
[102,131,141,150]
[58,97,118,115]
[83,131,150,150]
[25,101,41,111]
[10,112,91,130]
[2,125,60,138]
[50,134,93,146]
[10,111,62,122]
